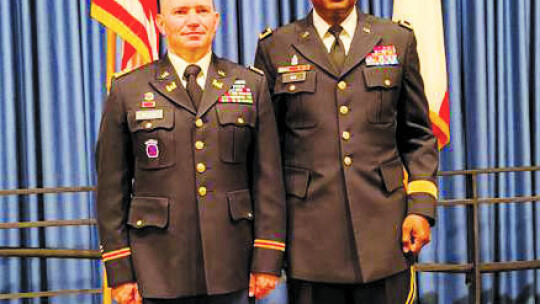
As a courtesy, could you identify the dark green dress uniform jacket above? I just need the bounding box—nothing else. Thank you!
[254,12,439,284]
[96,54,286,299]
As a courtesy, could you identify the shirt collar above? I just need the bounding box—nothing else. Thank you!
[168,50,212,81]
[312,6,357,40]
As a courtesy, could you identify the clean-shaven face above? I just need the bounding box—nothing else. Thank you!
[311,0,357,23]
[157,0,220,56]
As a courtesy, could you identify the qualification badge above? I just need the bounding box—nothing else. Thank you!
[278,54,312,84]
[141,92,156,108]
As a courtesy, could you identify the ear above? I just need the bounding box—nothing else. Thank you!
[213,12,220,32]
[156,14,167,35]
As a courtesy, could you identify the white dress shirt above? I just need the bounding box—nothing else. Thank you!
[168,51,212,89]
[312,6,358,55]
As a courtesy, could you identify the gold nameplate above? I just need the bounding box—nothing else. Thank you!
[136,109,163,121]
[282,72,307,83]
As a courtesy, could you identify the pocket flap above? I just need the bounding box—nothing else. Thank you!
[227,189,254,221]
[127,109,174,132]
[274,71,317,95]
[284,166,311,199]
[379,158,404,193]
[127,197,170,229]
[216,104,257,127]
[363,67,402,89]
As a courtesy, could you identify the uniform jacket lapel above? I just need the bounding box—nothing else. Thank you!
[341,13,382,76]
[197,55,236,117]
[149,56,197,115]
[292,12,340,77]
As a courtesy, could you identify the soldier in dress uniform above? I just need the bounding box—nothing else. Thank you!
[254,0,439,303]
[96,0,285,303]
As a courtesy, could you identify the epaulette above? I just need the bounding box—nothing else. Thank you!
[397,20,413,31]
[112,69,131,80]
[259,27,273,41]
[249,66,265,76]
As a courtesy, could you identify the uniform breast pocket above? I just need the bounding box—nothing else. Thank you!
[216,104,257,164]
[127,109,176,170]
[274,71,317,129]
[363,67,402,125]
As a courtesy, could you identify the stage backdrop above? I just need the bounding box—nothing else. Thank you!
[0,0,539,303]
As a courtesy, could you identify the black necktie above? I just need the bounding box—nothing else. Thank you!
[328,25,346,71]
[184,64,202,109]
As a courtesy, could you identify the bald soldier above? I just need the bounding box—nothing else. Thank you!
[255,0,439,303]
[96,0,285,303]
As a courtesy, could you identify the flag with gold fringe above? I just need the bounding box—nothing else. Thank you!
[393,0,450,149]
[90,1,160,303]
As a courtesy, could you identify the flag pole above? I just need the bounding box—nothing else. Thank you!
[102,28,115,304]
[106,28,117,93]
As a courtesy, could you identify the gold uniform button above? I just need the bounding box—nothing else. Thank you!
[339,106,350,115]
[342,131,351,141]
[247,213,254,219]
[196,163,207,173]
[198,187,207,197]
[145,122,153,129]
[338,81,347,90]
[384,79,392,87]
[136,220,144,227]
[195,141,205,150]
[195,118,204,128]
[289,84,296,92]
[237,117,245,125]
[344,156,353,166]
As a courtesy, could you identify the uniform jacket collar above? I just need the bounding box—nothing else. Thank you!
[150,54,237,117]
[292,10,382,78]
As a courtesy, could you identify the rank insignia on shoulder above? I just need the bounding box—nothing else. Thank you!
[112,69,130,80]
[398,20,413,31]
[249,66,264,76]
[259,27,273,40]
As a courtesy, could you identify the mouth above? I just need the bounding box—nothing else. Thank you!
[183,32,205,37]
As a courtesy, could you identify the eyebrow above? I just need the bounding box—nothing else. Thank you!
[170,4,213,11]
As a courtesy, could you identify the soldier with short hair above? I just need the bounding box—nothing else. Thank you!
[96,0,285,303]
[255,0,439,303]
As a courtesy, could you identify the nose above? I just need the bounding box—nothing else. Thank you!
[185,10,202,27]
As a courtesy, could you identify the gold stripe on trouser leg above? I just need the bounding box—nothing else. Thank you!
[405,267,416,304]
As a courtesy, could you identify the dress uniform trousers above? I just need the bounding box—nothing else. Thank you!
[143,289,251,304]
[288,269,416,304]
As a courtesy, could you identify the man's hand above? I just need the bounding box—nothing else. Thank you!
[402,214,431,255]
[249,273,280,299]
[111,282,142,304]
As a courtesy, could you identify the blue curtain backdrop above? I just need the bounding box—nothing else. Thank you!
[0,0,539,303]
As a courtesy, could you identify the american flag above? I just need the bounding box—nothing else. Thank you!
[91,0,160,71]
